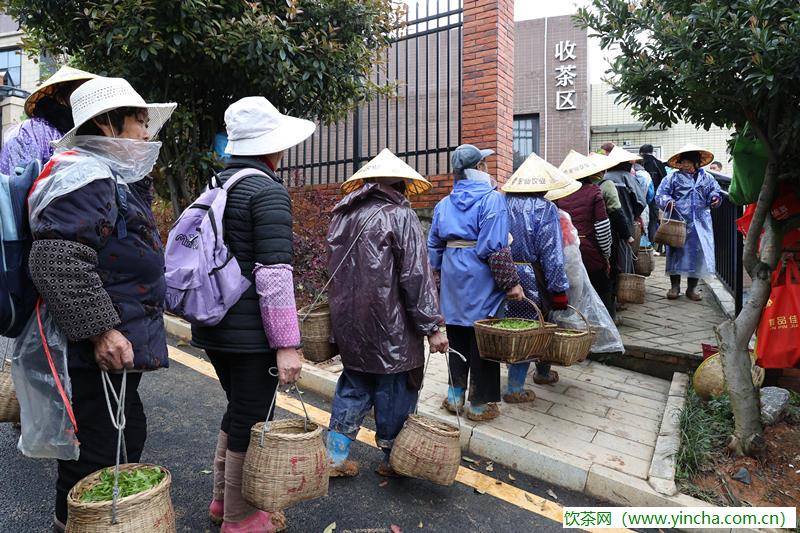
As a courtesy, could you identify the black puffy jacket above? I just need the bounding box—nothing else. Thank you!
[191,157,292,354]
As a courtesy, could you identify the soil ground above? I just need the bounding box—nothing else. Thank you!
[692,422,800,508]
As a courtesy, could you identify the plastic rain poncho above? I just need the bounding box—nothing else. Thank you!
[550,210,624,354]
[655,168,721,277]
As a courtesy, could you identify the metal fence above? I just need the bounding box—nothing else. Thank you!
[710,173,744,315]
[278,1,463,186]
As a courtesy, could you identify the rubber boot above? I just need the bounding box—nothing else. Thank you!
[686,277,702,301]
[503,363,536,403]
[533,362,559,385]
[220,450,275,533]
[441,386,465,413]
[465,402,500,421]
[376,447,402,478]
[327,431,359,477]
[208,430,227,525]
[667,275,681,299]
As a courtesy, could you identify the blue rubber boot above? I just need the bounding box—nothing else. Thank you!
[441,386,465,413]
[465,401,499,421]
[326,431,358,477]
[503,363,536,404]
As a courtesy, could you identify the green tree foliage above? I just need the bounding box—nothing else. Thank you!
[576,0,800,455]
[4,0,402,211]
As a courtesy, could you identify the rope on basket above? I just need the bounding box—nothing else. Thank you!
[100,368,128,525]
[299,204,391,323]
[259,367,311,446]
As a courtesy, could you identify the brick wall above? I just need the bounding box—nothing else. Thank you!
[461,0,514,184]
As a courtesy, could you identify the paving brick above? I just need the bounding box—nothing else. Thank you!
[606,408,662,433]
[531,387,609,417]
[668,372,689,398]
[577,374,667,402]
[468,423,591,492]
[503,406,598,442]
[624,374,671,394]
[547,404,657,446]
[558,376,621,399]
[564,387,663,420]
[591,431,654,461]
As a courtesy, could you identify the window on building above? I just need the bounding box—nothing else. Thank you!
[0,48,22,87]
[513,114,540,170]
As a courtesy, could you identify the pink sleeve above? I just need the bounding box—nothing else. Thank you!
[254,263,301,349]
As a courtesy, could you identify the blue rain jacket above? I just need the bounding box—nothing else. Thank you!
[428,180,509,326]
[655,168,721,276]
[505,195,568,319]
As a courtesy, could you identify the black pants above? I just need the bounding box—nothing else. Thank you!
[207,351,278,453]
[447,325,500,404]
[56,370,146,523]
[588,268,615,319]
[670,275,699,291]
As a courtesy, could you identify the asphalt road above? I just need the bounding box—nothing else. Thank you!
[0,339,611,533]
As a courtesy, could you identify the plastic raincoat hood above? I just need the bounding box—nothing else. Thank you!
[327,182,443,374]
[449,179,495,211]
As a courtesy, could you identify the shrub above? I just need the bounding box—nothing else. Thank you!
[291,184,338,308]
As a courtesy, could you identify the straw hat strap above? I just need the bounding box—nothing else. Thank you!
[300,203,392,322]
[101,368,128,525]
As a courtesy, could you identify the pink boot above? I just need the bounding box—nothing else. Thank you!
[221,450,276,533]
[208,430,228,525]
[220,511,275,533]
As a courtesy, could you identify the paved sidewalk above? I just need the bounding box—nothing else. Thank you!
[617,255,728,357]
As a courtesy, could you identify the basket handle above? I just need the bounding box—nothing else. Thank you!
[566,304,593,333]
[418,346,466,432]
[258,367,311,446]
[100,369,128,525]
[521,297,545,324]
[661,202,685,223]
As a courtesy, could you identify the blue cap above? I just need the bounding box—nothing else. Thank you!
[451,144,495,171]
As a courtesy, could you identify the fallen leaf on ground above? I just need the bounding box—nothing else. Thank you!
[524,493,535,503]
[379,480,388,487]
[508,473,516,482]
[485,462,494,472]
[474,487,486,495]
[418,522,423,528]
[547,489,558,500]
[176,340,189,347]
[199,469,212,475]
[323,522,336,533]
[462,456,478,464]
[495,480,502,485]
[390,525,402,533]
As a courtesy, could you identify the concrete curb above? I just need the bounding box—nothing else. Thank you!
[647,372,688,496]
[705,276,736,320]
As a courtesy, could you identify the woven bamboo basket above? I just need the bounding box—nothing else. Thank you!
[0,361,20,424]
[474,298,555,364]
[298,302,336,363]
[617,273,646,304]
[540,306,596,367]
[632,221,643,245]
[654,207,686,248]
[693,353,764,400]
[66,464,175,533]
[243,419,329,512]
[389,414,461,486]
[634,247,655,276]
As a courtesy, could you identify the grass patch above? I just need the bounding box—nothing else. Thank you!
[676,387,734,488]
[787,390,800,425]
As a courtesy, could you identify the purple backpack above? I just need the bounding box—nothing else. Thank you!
[164,168,266,326]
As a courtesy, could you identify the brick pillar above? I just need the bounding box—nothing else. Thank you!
[461,0,515,184]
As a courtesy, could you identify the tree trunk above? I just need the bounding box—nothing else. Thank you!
[715,158,783,456]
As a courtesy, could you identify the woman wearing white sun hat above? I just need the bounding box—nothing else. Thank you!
[24,76,176,531]
[190,96,314,533]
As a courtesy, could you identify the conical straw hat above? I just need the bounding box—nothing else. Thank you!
[586,152,618,175]
[666,143,715,169]
[545,179,581,201]
[605,146,642,167]
[501,153,572,193]
[558,150,611,181]
[341,148,432,197]
[25,65,97,117]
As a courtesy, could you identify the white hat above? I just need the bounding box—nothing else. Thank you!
[501,153,572,193]
[224,96,315,156]
[545,179,581,201]
[25,65,97,117]
[605,146,643,167]
[55,77,176,148]
[341,148,432,197]
[558,150,611,181]
[666,143,715,168]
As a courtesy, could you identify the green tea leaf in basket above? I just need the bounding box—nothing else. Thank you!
[79,467,165,502]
